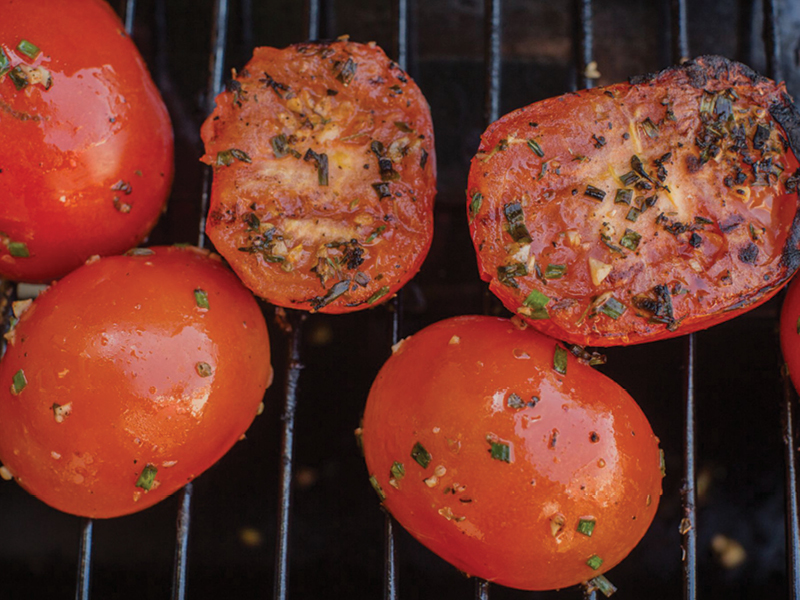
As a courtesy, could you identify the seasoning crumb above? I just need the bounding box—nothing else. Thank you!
[0,466,12,480]
[449,335,461,345]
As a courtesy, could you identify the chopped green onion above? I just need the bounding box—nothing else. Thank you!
[9,66,28,90]
[522,289,550,319]
[553,345,568,375]
[503,202,532,243]
[311,279,350,310]
[586,554,604,570]
[577,518,597,537]
[598,296,627,320]
[368,475,386,501]
[488,440,511,462]
[614,189,633,205]
[699,90,716,119]
[619,228,642,251]
[411,442,431,468]
[469,191,483,223]
[194,289,210,309]
[641,117,659,138]
[8,242,29,257]
[365,225,387,243]
[544,263,567,279]
[10,369,26,396]
[135,464,158,491]
[526,138,545,157]
[0,49,10,77]
[195,362,213,377]
[16,40,41,60]
[619,171,640,186]
[589,575,618,598]
[584,185,606,201]
[390,461,405,480]
[625,207,641,222]
[497,263,527,288]
[216,148,251,166]
[303,149,329,186]
[367,285,391,304]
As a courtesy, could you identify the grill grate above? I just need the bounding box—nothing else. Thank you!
[1,1,799,599]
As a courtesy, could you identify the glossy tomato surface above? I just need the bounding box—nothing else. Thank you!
[361,315,663,591]
[0,0,174,283]
[0,246,272,518]
[201,39,436,313]
[469,56,800,346]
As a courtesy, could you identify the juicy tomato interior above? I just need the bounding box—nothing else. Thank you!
[469,56,800,346]
[361,315,663,591]
[0,246,272,518]
[0,0,174,283]
[201,40,436,313]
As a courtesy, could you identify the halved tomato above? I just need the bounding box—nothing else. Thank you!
[360,315,663,591]
[469,55,800,346]
[201,39,436,313]
[0,0,174,283]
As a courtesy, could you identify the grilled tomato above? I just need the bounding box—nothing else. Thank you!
[779,275,800,395]
[200,39,436,313]
[360,315,663,591]
[0,246,272,518]
[468,55,800,346]
[0,0,174,283]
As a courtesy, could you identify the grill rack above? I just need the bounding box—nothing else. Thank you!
[1,1,800,599]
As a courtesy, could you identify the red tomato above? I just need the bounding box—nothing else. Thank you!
[780,276,800,394]
[0,246,272,518]
[468,55,800,346]
[0,0,174,283]
[200,40,436,313]
[360,315,663,591]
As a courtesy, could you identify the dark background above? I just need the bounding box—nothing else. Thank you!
[3,0,800,598]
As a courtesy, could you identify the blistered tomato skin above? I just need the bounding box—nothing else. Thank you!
[201,40,436,313]
[780,277,800,395]
[0,246,272,518]
[469,55,800,346]
[361,316,662,591]
[0,0,174,283]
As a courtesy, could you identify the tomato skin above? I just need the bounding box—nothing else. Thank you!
[201,40,436,313]
[361,316,662,591]
[0,0,174,283]
[0,246,272,518]
[468,55,800,346]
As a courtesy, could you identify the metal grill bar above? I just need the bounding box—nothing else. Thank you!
[574,0,594,91]
[75,519,93,600]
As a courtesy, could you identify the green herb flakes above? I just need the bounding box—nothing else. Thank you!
[367,285,391,305]
[0,49,10,77]
[488,440,511,462]
[526,138,545,157]
[194,289,210,309]
[135,464,158,491]
[497,263,527,288]
[216,148,251,167]
[577,518,597,537]
[597,296,627,320]
[503,202,532,244]
[544,264,567,279]
[523,289,550,319]
[16,40,41,60]
[619,229,642,251]
[390,461,405,480]
[411,442,431,468]
[614,189,633,205]
[369,475,386,501]
[8,242,29,258]
[365,225,387,243]
[553,345,568,375]
[587,554,604,570]
[469,191,483,223]
[10,369,26,396]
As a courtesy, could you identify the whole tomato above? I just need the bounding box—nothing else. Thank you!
[0,246,272,518]
[360,315,663,591]
[0,0,174,283]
